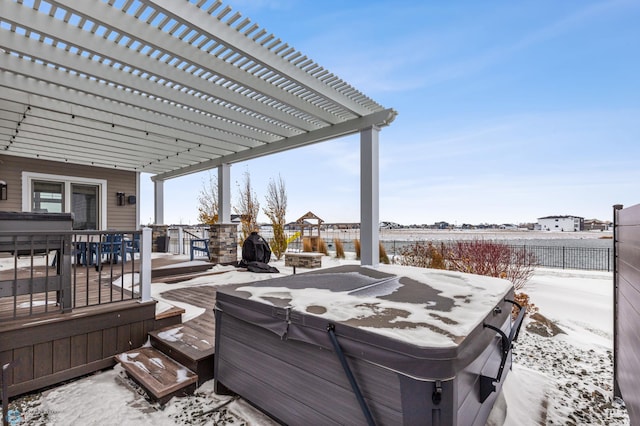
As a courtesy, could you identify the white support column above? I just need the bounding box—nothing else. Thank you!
[135,172,141,228]
[154,179,164,225]
[218,163,231,223]
[360,126,380,266]
[139,227,152,303]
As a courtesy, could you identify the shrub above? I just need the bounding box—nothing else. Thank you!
[317,238,328,255]
[354,239,361,260]
[398,241,447,269]
[302,238,313,252]
[334,238,345,259]
[398,239,538,311]
[445,240,537,290]
[379,242,390,264]
[512,292,539,320]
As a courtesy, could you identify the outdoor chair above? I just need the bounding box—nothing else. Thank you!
[125,233,141,261]
[90,233,125,270]
[190,238,210,260]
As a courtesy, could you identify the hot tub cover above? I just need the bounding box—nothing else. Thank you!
[215,264,514,381]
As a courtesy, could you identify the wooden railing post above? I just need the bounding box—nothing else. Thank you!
[60,233,72,312]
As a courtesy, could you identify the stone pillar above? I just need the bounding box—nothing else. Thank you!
[209,224,238,265]
[151,225,169,253]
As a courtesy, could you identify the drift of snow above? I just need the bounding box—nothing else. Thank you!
[6,255,630,425]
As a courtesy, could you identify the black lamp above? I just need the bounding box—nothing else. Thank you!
[116,191,125,206]
[0,180,7,200]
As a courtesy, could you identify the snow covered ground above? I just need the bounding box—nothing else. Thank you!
[5,255,630,425]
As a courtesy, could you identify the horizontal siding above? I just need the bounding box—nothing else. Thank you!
[617,203,640,226]
[615,204,640,426]
[216,312,404,426]
[0,154,137,229]
[616,224,640,245]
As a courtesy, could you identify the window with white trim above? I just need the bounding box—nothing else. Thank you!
[23,172,108,230]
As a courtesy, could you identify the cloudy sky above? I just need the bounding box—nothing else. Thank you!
[140,0,640,226]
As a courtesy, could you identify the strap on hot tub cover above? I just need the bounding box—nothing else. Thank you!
[327,323,376,426]
[479,298,526,402]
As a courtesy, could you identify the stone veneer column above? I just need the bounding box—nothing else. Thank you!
[209,224,238,265]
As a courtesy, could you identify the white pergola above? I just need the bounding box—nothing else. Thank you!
[0,0,396,265]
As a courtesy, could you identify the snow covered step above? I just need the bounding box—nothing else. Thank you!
[116,346,198,404]
[149,323,216,382]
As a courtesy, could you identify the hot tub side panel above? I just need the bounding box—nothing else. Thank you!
[214,309,421,425]
[455,314,513,426]
[213,269,516,426]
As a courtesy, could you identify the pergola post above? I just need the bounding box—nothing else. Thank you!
[139,227,152,303]
[154,179,164,225]
[218,163,231,223]
[135,172,141,228]
[360,126,380,266]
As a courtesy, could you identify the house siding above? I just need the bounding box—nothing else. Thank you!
[0,154,137,229]
[537,215,584,232]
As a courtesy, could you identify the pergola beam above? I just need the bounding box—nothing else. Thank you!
[153,108,396,180]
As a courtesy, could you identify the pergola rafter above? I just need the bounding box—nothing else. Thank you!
[0,0,395,178]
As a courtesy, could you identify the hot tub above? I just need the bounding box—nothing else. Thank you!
[214,265,524,426]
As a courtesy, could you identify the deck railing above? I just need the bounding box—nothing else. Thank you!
[0,228,151,321]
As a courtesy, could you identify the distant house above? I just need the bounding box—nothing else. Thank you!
[538,215,584,232]
[584,219,611,231]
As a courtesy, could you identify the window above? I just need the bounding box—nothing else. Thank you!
[71,184,99,230]
[23,172,107,230]
[32,181,64,213]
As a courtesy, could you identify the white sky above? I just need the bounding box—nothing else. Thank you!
[140,0,640,226]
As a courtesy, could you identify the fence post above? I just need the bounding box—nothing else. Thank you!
[562,246,565,269]
[613,204,623,398]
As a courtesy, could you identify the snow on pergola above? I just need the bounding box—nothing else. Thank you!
[0,0,396,265]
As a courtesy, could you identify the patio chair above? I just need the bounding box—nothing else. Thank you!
[91,233,125,270]
[125,233,141,261]
[190,238,209,261]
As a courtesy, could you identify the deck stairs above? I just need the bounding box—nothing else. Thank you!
[115,263,218,403]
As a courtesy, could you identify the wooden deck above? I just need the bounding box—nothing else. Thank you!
[0,254,222,398]
[0,255,204,321]
[0,263,134,321]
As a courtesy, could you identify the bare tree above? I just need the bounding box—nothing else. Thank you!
[264,175,288,260]
[197,172,218,224]
[234,170,260,243]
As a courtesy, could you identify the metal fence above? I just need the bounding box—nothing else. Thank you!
[380,241,613,272]
[504,244,612,271]
[165,225,614,272]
